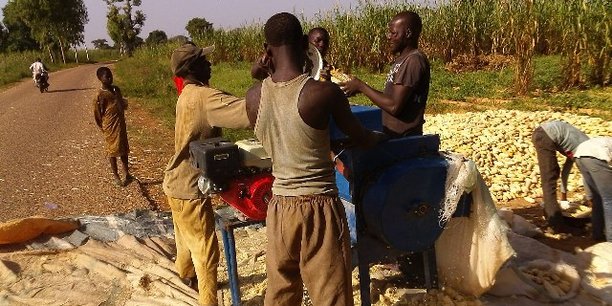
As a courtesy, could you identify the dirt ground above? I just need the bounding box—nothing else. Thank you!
[0,64,155,222]
[124,84,600,255]
[117,69,605,305]
[124,91,605,305]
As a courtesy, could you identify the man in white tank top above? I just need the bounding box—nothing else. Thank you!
[245,12,383,306]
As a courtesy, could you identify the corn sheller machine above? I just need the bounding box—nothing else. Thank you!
[189,105,471,306]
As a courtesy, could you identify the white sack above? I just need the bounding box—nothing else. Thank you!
[435,169,515,297]
[576,242,612,304]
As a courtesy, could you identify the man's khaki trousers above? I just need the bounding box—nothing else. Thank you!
[264,194,354,306]
[168,196,220,306]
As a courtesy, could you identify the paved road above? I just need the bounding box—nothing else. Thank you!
[0,64,151,222]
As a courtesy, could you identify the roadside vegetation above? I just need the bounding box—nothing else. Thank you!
[0,0,141,86]
[107,0,609,141]
[0,0,125,87]
[0,49,121,88]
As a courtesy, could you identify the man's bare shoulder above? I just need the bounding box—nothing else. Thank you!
[246,82,262,100]
[301,79,344,106]
[298,79,348,129]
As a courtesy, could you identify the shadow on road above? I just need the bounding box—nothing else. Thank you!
[46,87,95,93]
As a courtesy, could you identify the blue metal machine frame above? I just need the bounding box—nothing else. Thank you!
[335,135,448,305]
[214,207,264,306]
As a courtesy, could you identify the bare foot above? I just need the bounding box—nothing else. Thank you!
[113,174,123,187]
[124,174,134,185]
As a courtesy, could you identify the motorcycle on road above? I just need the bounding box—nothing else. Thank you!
[35,71,49,93]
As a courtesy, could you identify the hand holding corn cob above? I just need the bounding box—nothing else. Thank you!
[330,68,351,84]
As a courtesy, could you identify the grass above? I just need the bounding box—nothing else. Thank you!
[4,45,605,126]
[0,51,39,87]
[545,88,611,111]
[431,60,513,102]
[0,49,122,88]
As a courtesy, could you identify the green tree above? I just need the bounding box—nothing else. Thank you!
[185,17,213,41]
[0,22,7,51]
[91,38,113,49]
[1,2,38,52]
[104,0,146,56]
[145,30,167,45]
[134,35,144,48]
[9,0,88,63]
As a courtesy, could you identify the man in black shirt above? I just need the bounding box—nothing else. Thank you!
[341,11,430,137]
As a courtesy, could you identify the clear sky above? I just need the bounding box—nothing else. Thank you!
[0,0,363,47]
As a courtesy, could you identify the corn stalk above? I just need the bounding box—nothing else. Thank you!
[506,0,535,95]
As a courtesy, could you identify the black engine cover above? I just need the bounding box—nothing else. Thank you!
[189,137,240,180]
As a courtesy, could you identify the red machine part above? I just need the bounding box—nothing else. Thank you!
[220,173,274,221]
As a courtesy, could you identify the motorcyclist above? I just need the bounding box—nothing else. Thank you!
[29,58,49,86]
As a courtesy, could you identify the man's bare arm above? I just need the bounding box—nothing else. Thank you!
[297,80,382,148]
[245,83,262,127]
[340,77,413,116]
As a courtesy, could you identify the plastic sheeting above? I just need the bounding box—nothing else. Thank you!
[0,211,198,305]
[0,210,174,252]
[0,235,198,305]
[0,217,79,245]
[78,209,174,242]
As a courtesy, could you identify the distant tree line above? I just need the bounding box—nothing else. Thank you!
[0,0,216,60]
[0,0,88,63]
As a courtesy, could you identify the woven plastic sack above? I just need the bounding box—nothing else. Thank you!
[435,165,515,297]
[489,259,580,302]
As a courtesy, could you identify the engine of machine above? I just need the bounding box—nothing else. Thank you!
[189,137,273,221]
